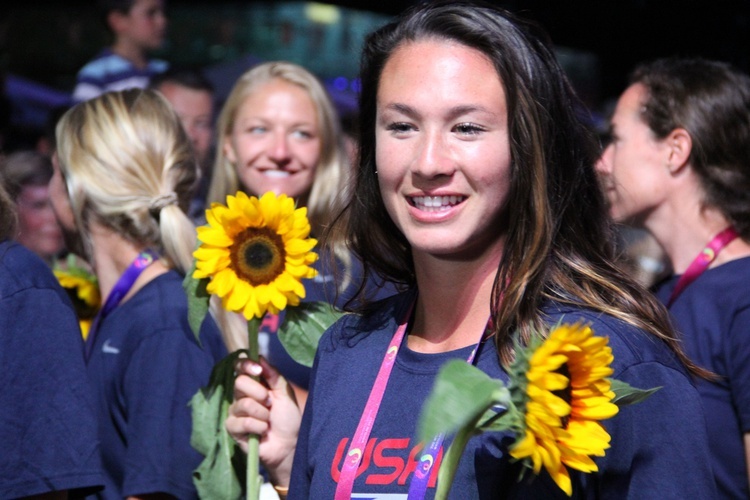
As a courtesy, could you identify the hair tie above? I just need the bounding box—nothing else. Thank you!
[149,192,178,213]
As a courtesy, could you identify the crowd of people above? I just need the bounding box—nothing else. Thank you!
[1,0,749,498]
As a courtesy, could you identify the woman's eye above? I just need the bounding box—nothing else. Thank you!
[385,122,414,133]
[454,123,484,135]
[292,130,314,140]
[248,126,266,134]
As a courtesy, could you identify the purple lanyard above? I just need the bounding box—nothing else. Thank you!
[84,249,158,361]
[334,301,485,500]
[667,226,738,307]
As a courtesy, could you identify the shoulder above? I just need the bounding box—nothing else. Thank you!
[0,240,68,302]
[147,59,169,74]
[542,303,688,378]
[318,290,414,353]
[76,49,131,77]
[112,271,192,339]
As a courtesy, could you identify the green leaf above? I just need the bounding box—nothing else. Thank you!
[610,379,661,406]
[190,384,242,499]
[417,360,510,444]
[190,350,250,499]
[277,301,346,367]
[183,258,210,343]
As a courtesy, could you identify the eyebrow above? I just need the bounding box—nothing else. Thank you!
[380,102,499,121]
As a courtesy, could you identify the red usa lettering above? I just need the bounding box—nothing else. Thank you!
[331,437,443,487]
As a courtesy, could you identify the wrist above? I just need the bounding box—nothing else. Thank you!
[273,483,289,499]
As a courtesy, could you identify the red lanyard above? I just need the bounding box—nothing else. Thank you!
[667,226,738,307]
[334,301,485,500]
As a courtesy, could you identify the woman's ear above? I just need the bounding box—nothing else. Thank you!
[666,128,692,175]
[223,137,237,164]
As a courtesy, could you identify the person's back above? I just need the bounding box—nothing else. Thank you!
[52,88,228,498]
[72,0,168,103]
[0,184,104,498]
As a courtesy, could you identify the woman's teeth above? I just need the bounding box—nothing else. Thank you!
[410,195,465,211]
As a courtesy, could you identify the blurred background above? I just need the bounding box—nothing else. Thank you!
[2,0,749,149]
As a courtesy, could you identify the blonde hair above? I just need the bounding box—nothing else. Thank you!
[207,62,353,351]
[55,88,197,273]
[207,61,349,238]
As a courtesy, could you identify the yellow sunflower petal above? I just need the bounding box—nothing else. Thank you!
[192,191,318,320]
[511,322,621,496]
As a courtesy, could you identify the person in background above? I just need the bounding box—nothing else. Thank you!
[0,182,105,498]
[596,56,750,499]
[72,0,168,103]
[51,88,227,499]
[0,149,65,265]
[150,67,216,221]
[207,61,395,407]
[225,2,716,498]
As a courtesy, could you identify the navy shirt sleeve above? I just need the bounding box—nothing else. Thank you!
[0,241,104,498]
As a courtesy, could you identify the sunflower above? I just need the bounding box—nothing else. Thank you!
[54,262,101,340]
[192,191,318,320]
[54,268,100,309]
[509,322,619,496]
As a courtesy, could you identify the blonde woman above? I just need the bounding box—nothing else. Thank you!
[207,61,393,403]
[50,88,226,499]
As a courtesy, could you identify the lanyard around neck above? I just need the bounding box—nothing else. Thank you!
[334,301,486,500]
[667,227,738,307]
[84,249,158,361]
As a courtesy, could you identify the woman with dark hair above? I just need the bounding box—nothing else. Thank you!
[227,2,716,498]
[597,57,750,499]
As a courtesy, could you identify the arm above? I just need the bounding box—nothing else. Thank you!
[226,357,301,488]
[600,362,718,499]
[745,433,750,491]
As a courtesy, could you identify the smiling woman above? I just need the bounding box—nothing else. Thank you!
[206,60,395,405]
[225,1,718,498]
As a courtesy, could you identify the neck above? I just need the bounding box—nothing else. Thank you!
[645,194,747,274]
[89,223,168,304]
[111,39,148,68]
[407,246,501,353]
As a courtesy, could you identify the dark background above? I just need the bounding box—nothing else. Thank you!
[2,0,749,137]
[337,0,750,102]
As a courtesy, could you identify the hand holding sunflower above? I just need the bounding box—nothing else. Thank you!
[185,192,344,500]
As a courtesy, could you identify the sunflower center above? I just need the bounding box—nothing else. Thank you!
[230,227,286,286]
[552,362,572,429]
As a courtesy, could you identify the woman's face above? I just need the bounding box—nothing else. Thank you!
[15,183,64,260]
[223,78,322,204]
[48,155,81,255]
[596,83,673,226]
[375,39,512,261]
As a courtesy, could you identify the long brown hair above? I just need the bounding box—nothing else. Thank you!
[331,0,707,376]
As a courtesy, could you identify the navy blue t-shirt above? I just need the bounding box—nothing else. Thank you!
[0,240,104,498]
[655,256,750,499]
[85,269,226,499]
[290,291,717,499]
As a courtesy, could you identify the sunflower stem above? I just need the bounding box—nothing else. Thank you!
[246,316,262,500]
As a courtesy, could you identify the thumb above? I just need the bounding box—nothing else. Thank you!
[258,356,286,391]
